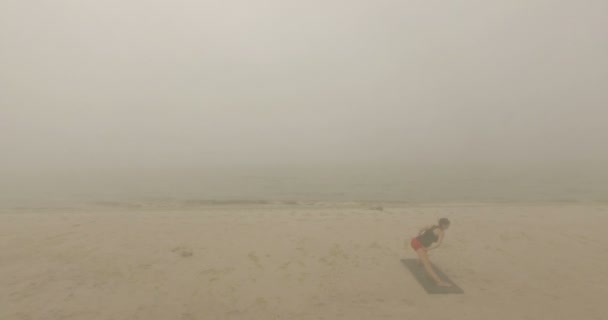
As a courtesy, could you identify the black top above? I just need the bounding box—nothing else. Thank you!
[417,226,439,247]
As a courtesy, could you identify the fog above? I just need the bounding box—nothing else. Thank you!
[2,1,607,205]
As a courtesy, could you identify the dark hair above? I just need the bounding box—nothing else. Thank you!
[438,218,450,227]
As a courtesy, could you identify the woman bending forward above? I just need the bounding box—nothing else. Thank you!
[409,218,452,287]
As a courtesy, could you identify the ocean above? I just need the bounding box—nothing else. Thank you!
[1,164,607,209]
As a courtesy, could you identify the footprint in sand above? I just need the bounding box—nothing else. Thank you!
[329,244,349,259]
[248,252,263,268]
[318,244,351,268]
[279,261,292,270]
[200,267,234,283]
[369,242,382,249]
[171,246,193,258]
[298,272,310,283]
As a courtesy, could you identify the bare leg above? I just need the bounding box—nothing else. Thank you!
[415,248,451,287]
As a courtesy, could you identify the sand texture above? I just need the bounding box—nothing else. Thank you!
[1,204,607,320]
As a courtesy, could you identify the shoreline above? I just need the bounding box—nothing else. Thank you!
[2,199,607,214]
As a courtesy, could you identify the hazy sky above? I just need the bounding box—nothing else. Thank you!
[2,0,607,172]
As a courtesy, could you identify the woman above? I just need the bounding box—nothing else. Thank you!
[410,218,451,287]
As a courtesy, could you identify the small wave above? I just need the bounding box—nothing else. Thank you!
[86,198,390,209]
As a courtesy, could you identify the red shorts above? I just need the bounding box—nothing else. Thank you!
[410,237,424,251]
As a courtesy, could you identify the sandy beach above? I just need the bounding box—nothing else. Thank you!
[3,0,607,318]
[1,203,607,320]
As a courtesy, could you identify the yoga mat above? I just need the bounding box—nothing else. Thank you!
[401,258,464,294]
